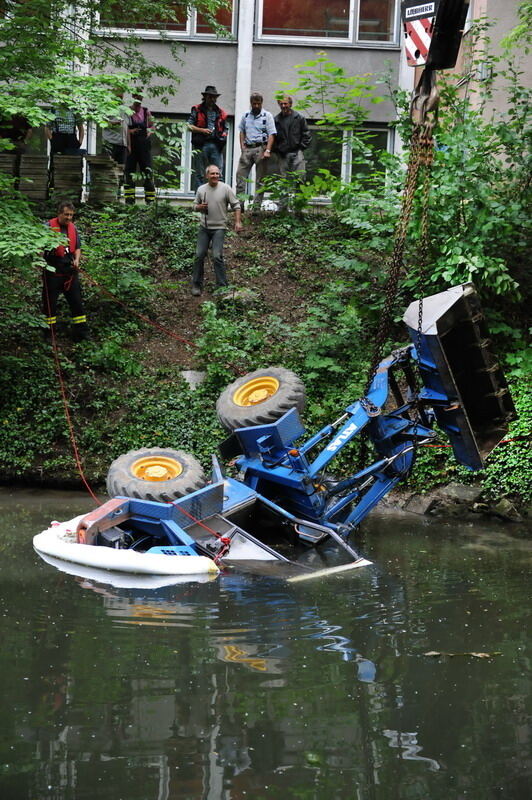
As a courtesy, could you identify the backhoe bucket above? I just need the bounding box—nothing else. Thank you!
[404,283,516,470]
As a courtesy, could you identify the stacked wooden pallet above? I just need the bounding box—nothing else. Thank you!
[86,155,122,204]
[0,152,18,178]
[18,154,49,201]
[51,155,83,204]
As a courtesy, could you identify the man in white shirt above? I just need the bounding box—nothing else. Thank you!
[236,93,276,211]
[192,165,243,296]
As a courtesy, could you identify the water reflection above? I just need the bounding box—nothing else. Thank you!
[383,729,441,771]
[1,490,531,799]
[48,555,376,681]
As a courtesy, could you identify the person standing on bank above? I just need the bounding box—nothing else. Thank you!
[42,201,88,342]
[192,165,242,296]
[45,108,85,155]
[273,96,311,208]
[124,93,156,205]
[188,85,228,191]
[236,93,276,211]
[102,91,128,166]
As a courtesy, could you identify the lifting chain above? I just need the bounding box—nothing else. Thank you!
[358,69,438,470]
[364,68,438,397]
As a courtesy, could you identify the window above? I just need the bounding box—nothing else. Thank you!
[99,1,233,37]
[305,123,392,187]
[99,3,186,31]
[259,0,398,44]
[150,117,184,190]
[97,114,234,196]
[196,4,234,35]
[305,126,344,182]
[262,0,349,39]
[358,0,396,42]
[350,127,390,178]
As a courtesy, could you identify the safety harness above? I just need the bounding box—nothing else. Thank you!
[48,218,78,260]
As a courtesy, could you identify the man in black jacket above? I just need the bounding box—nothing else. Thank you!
[273,96,311,207]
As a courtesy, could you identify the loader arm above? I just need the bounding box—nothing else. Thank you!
[231,346,435,533]
[305,347,422,475]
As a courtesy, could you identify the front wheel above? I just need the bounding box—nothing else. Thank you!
[106,447,207,502]
[216,367,306,431]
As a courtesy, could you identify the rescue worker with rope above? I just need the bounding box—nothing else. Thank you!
[42,201,88,342]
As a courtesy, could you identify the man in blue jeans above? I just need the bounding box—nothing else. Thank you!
[192,165,242,296]
[188,86,228,191]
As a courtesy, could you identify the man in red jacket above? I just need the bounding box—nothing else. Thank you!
[188,85,228,190]
[42,201,88,342]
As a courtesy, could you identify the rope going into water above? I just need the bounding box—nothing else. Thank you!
[43,277,102,505]
[80,268,196,347]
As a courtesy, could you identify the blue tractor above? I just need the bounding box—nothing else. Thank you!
[98,284,514,570]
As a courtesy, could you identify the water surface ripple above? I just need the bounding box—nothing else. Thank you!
[1,489,530,799]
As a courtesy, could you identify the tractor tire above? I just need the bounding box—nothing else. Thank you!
[216,367,306,431]
[106,447,207,503]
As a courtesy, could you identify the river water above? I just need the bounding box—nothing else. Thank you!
[0,488,530,800]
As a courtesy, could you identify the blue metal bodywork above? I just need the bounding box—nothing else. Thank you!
[224,282,515,545]
[228,346,435,539]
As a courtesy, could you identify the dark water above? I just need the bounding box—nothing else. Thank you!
[0,488,530,800]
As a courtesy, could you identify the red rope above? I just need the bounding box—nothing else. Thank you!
[170,503,231,564]
[40,261,195,506]
[44,325,102,506]
[81,269,195,347]
[43,282,101,505]
[422,436,529,450]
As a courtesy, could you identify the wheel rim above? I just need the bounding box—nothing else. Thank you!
[131,456,183,482]
[233,376,280,407]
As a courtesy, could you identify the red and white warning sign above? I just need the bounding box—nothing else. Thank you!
[401,1,438,66]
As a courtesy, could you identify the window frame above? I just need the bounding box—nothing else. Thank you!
[355,0,400,45]
[257,0,355,44]
[303,121,394,201]
[256,0,400,47]
[96,4,236,41]
[148,114,235,198]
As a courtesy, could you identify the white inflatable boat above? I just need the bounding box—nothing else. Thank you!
[33,515,220,576]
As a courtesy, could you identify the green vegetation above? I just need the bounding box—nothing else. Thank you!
[0,13,530,507]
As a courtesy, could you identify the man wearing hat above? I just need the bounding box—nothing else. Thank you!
[188,86,228,190]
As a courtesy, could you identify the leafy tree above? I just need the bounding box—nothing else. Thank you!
[278,51,385,130]
[401,22,532,317]
[0,0,227,339]
[280,30,531,323]
[277,52,386,174]
[500,0,532,52]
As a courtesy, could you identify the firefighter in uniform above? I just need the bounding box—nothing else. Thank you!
[42,202,88,342]
[124,94,156,205]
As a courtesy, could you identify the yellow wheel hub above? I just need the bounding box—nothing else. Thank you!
[131,456,183,482]
[233,377,280,407]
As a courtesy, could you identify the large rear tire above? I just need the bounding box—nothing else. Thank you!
[106,447,207,502]
[216,367,306,431]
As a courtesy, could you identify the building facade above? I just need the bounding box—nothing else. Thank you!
[95,1,407,195]
[88,1,530,197]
